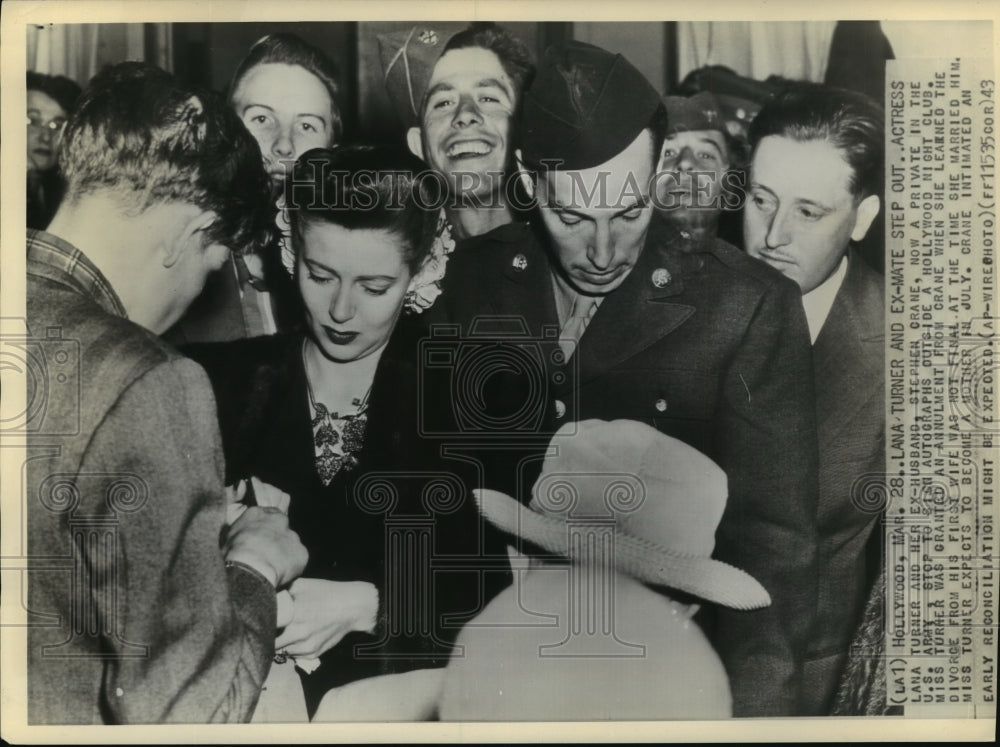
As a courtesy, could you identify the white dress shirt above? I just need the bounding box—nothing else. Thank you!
[802,255,848,344]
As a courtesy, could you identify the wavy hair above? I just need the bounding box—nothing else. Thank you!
[61,62,275,256]
[285,145,439,273]
[749,82,884,199]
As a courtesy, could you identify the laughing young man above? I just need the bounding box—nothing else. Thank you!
[379,22,534,240]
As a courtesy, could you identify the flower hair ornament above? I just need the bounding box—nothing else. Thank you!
[276,191,296,278]
[276,197,455,315]
[403,210,455,314]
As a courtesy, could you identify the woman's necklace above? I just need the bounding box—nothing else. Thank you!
[302,341,374,486]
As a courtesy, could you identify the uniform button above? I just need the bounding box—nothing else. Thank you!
[512,253,528,271]
[651,268,672,288]
[655,398,668,412]
[115,687,124,697]
[554,400,566,419]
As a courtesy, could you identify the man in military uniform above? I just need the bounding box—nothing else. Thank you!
[430,41,820,717]
[744,82,885,715]
[654,91,748,247]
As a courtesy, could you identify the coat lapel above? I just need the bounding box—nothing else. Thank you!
[813,250,884,443]
[493,231,561,336]
[482,223,701,389]
[575,230,699,386]
[255,338,317,490]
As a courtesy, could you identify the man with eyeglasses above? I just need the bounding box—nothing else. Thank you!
[26,71,81,229]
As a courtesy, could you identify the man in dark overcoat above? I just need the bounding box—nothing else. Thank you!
[427,41,820,717]
[743,82,885,715]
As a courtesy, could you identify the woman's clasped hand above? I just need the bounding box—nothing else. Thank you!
[275,578,379,660]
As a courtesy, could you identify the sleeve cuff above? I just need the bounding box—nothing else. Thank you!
[225,559,275,589]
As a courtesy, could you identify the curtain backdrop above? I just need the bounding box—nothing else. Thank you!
[27,24,172,86]
[677,21,836,84]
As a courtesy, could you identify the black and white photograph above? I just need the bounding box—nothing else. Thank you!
[0,1,996,741]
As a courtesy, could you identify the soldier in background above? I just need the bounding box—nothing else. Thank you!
[653,91,748,248]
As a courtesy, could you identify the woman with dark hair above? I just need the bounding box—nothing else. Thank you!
[185,144,494,719]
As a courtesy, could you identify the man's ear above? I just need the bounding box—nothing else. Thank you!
[162,208,217,268]
[406,127,424,161]
[851,194,880,242]
[514,148,535,201]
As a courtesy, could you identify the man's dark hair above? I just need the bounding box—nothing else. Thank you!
[287,145,439,274]
[443,22,535,101]
[61,61,275,256]
[748,82,884,199]
[27,71,82,115]
[228,33,344,144]
[648,103,669,165]
[718,129,750,174]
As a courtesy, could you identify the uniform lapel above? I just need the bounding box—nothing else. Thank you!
[490,228,560,337]
[575,230,698,386]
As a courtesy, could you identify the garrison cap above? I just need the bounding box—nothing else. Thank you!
[377,24,466,128]
[663,91,727,136]
[520,41,663,170]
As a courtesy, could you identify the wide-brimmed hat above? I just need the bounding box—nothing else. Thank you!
[377,24,467,128]
[473,419,771,610]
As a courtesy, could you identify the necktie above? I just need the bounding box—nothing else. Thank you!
[558,296,598,360]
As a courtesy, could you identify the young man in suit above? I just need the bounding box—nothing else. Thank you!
[430,40,820,717]
[744,82,885,715]
[25,62,307,723]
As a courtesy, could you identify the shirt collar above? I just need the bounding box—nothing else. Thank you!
[549,268,607,326]
[27,229,128,319]
[802,254,848,344]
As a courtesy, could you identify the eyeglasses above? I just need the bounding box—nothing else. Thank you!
[27,115,66,134]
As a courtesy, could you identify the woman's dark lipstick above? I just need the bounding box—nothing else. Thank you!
[324,326,359,345]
